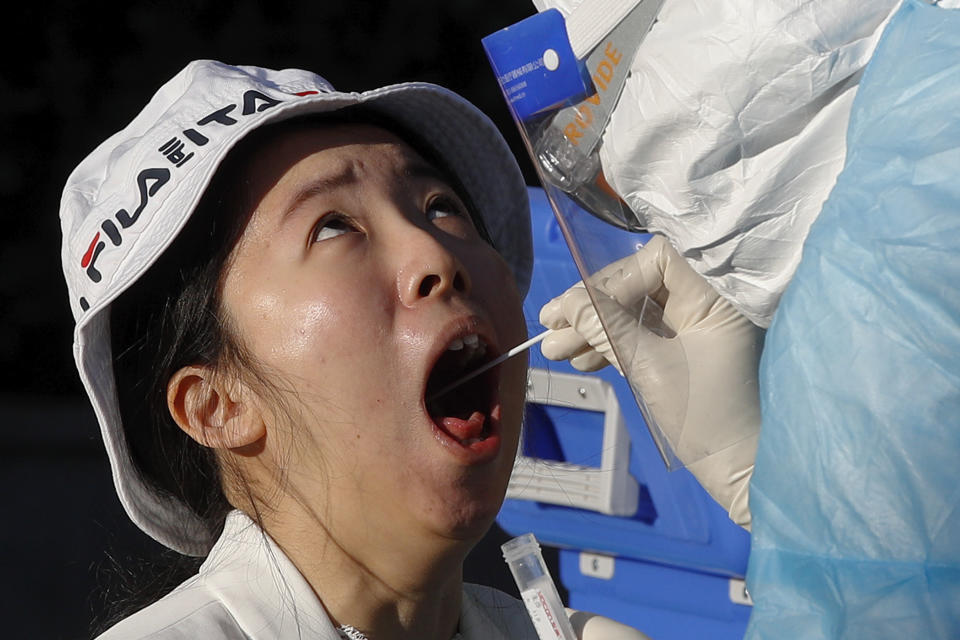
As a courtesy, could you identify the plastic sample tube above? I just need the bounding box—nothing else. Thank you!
[502,533,577,640]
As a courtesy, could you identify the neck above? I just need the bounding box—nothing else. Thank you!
[254,499,473,640]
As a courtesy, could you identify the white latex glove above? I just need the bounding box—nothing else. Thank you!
[539,235,763,529]
[568,609,652,640]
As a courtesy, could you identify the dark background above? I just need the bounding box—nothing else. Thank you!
[1,2,546,637]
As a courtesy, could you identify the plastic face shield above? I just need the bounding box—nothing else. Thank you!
[484,3,723,470]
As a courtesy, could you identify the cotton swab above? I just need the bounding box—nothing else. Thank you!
[428,328,553,400]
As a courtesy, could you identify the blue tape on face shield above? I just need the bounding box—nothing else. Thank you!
[483,3,664,233]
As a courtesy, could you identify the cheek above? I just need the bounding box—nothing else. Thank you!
[263,296,338,363]
[241,286,328,354]
[483,257,527,341]
[469,244,524,304]
[225,270,379,383]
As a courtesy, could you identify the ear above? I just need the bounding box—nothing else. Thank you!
[166,365,266,451]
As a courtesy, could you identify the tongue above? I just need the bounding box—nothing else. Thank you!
[440,411,486,443]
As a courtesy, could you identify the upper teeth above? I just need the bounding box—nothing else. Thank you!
[448,333,484,353]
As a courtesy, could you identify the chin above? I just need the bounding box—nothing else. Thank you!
[422,468,511,543]
[436,500,502,545]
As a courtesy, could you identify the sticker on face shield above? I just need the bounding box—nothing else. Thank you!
[482,10,589,121]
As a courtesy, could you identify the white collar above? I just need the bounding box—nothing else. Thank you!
[198,510,339,639]
[199,511,517,640]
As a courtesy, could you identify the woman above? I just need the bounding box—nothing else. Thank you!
[61,60,645,639]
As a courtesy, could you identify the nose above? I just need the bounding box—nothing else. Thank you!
[396,225,471,307]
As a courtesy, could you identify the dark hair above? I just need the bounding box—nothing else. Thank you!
[97,108,494,632]
[109,168,245,540]
[97,122,252,635]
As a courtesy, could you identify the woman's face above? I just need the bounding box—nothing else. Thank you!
[219,122,528,546]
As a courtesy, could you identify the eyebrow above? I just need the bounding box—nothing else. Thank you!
[401,159,452,187]
[280,164,360,222]
[279,155,459,224]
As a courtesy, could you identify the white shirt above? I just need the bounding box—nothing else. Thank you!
[95,511,540,640]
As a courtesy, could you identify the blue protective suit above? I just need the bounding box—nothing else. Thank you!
[746,1,960,638]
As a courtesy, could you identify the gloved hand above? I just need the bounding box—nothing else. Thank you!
[567,609,652,640]
[539,235,763,529]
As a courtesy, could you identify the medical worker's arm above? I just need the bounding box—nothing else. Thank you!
[539,235,763,528]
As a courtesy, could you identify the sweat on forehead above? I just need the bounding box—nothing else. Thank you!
[220,114,493,245]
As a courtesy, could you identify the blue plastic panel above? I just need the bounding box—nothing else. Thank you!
[560,550,751,639]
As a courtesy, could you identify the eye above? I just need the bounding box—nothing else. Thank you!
[311,214,358,244]
[426,195,470,224]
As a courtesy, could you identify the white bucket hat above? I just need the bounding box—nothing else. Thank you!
[60,60,532,556]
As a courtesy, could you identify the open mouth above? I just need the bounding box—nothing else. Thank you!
[424,333,497,446]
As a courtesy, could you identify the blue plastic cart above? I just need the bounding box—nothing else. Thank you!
[498,187,752,639]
